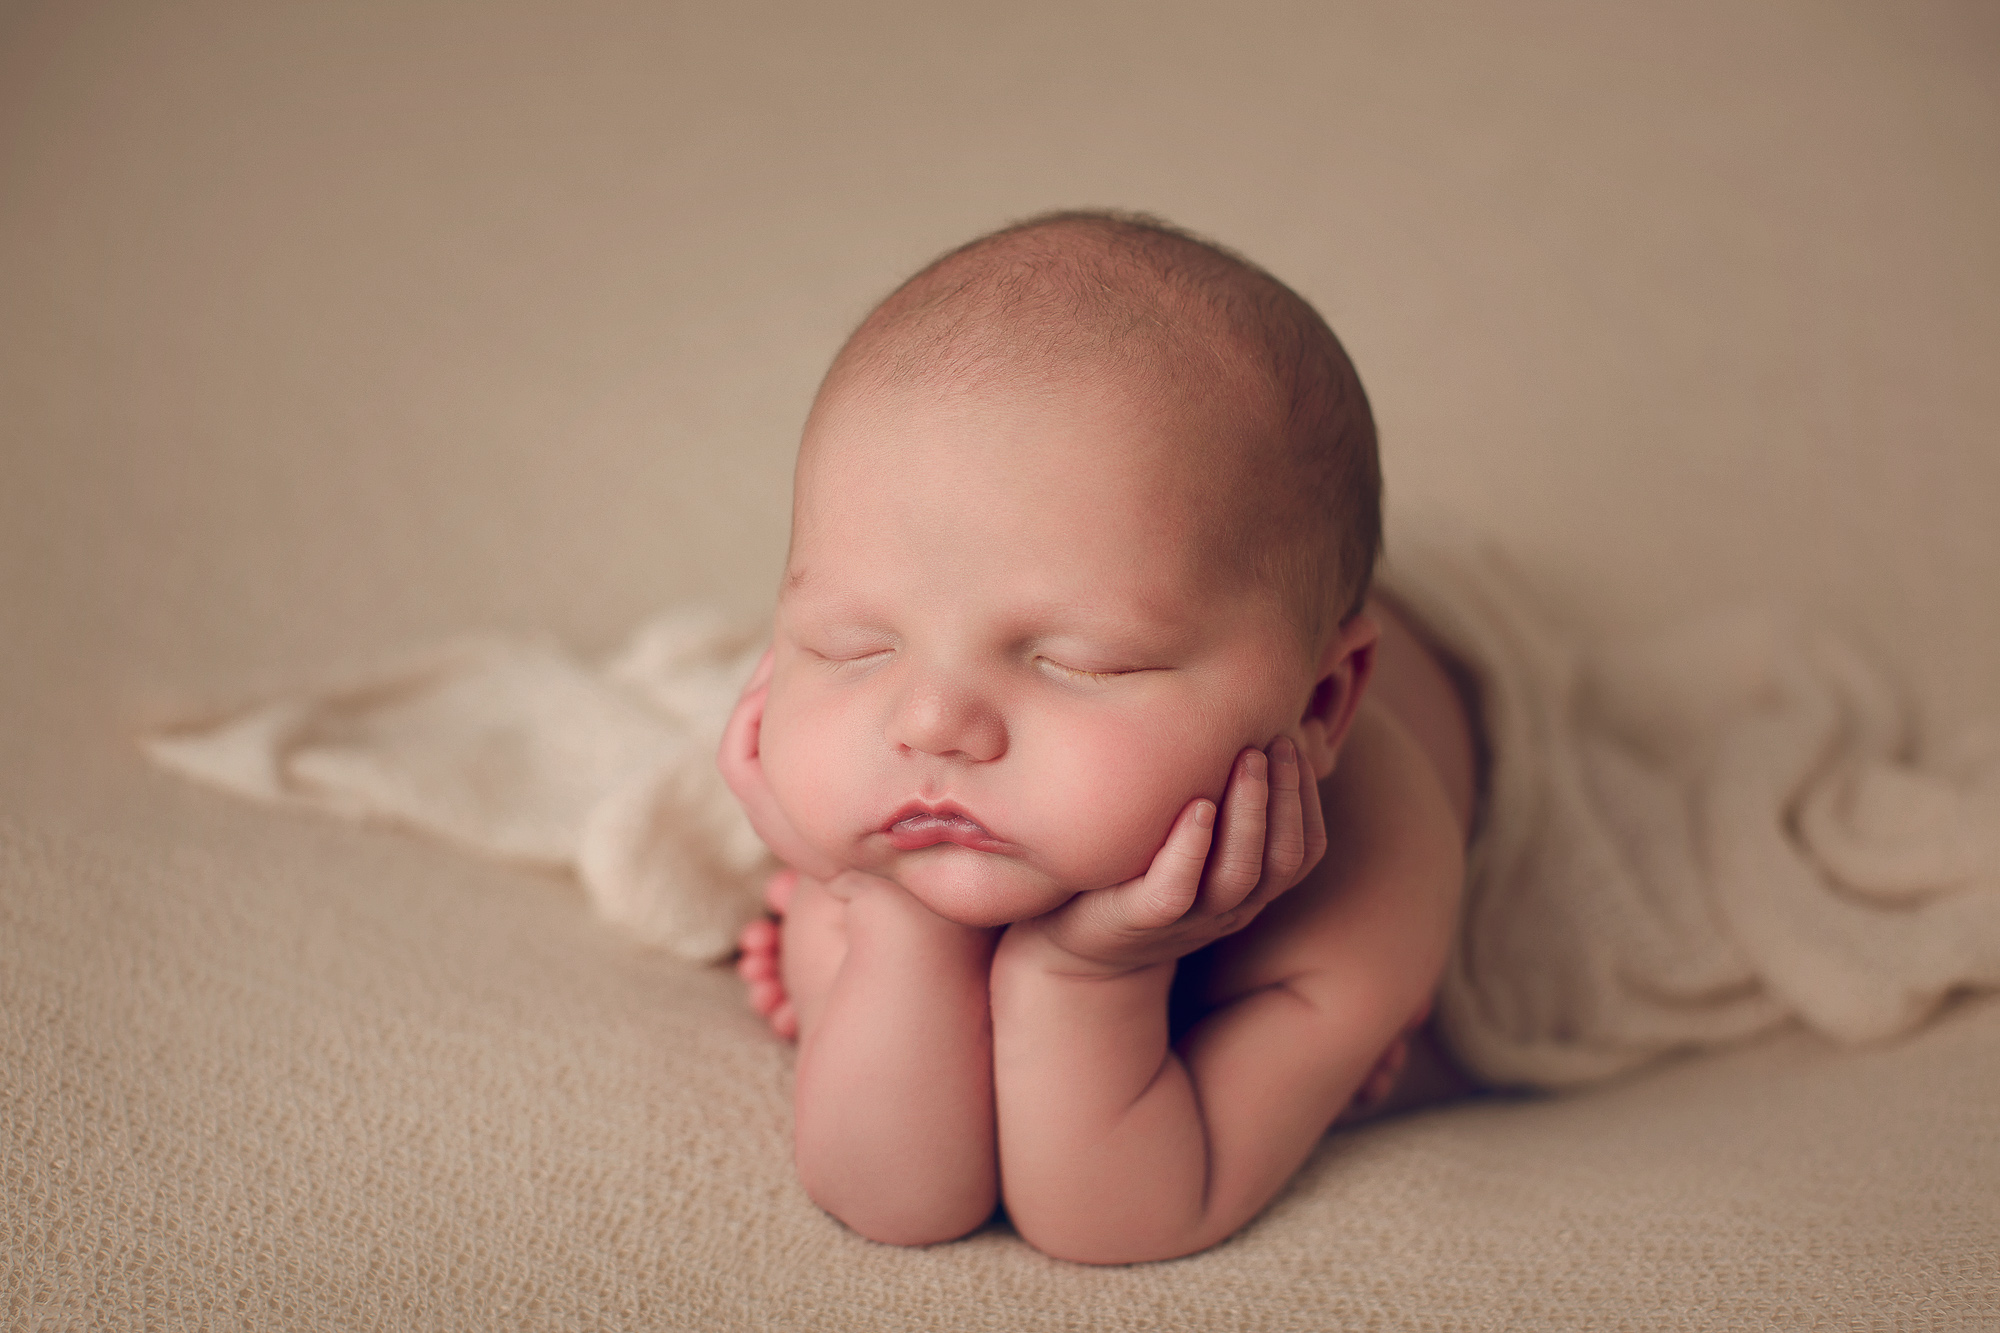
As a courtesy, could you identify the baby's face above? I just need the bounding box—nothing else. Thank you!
[759,368,1317,927]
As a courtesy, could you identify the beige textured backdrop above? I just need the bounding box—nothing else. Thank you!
[4,2,1997,1329]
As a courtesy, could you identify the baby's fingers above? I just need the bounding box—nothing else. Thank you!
[1111,798,1214,932]
[718,650,775,774]
[1259,737,1309,893]
[1299,742,1328,876]
[1196,749,1268,915]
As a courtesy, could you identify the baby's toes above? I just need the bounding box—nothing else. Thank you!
[735,912,796,1037]
[748,977,786,1017]
[764,868,799,914]
[736,922,778,980]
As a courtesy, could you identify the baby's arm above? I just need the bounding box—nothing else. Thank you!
[718,654,1001,1244]
[787,871,1001,1246]
[989,706,1461,1264]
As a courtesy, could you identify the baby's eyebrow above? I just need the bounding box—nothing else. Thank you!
[781,566,810,595]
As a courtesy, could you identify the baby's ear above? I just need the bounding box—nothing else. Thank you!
[1296,613,1378,779]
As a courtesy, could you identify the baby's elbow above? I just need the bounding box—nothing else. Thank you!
[1017,1232,1141,1266]
[803,1175,996,1249]
[1011,1212,1217,1267]
[846,1204,994,1250]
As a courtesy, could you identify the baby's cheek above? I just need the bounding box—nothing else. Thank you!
[1028,724,1215,887]
[757,698,856,852]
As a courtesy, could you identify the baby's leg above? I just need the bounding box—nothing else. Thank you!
[734,869,848,1040]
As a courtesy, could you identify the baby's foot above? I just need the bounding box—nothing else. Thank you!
[1351,1036,1410,1111]
[1343,1000,1432,1119]
[736,870,799,1040]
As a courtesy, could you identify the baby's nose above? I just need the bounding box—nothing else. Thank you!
[887,684,1007,762]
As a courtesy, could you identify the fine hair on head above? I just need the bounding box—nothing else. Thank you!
[813,209,1383,654]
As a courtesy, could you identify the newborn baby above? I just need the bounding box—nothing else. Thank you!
[720,211,1477,1264]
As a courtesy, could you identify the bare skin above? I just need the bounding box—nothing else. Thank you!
[720,219,1479,1259]
[730,566,1479,1259]
[739,593,1480,1093]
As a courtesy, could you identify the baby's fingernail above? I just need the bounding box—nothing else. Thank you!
[1193,800,1216,829]
[1273,737,1296,765]
[1243,751,1267,781]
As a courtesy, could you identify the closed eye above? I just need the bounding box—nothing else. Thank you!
[807,646,893,671]
[1036,657,1133,683]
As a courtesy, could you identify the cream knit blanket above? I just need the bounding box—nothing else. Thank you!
[147,610,776,963]
[146,554,2000,1089]
[1389,546,2000,1087]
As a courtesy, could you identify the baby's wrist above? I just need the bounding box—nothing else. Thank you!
[845,875,998,957]
[995,920,1171,984]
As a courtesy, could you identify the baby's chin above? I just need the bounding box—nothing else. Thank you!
[882,846,1083,928]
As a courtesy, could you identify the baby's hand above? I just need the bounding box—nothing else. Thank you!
[718,647,843,882]
[1012,737,1327,976]
[813,868,902,904]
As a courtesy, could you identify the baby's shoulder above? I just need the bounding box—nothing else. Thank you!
[1366,593,1482,839]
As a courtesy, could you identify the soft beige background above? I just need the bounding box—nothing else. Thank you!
[4,2,1997,1329]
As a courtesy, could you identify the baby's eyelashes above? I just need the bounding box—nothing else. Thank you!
[806,646,895,672]
[797,642,1158,685]
[1034,657,1137,684]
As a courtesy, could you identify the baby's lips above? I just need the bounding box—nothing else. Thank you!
[881,803,1011,853]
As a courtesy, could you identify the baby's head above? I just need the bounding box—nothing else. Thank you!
[757,212,1382,926]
